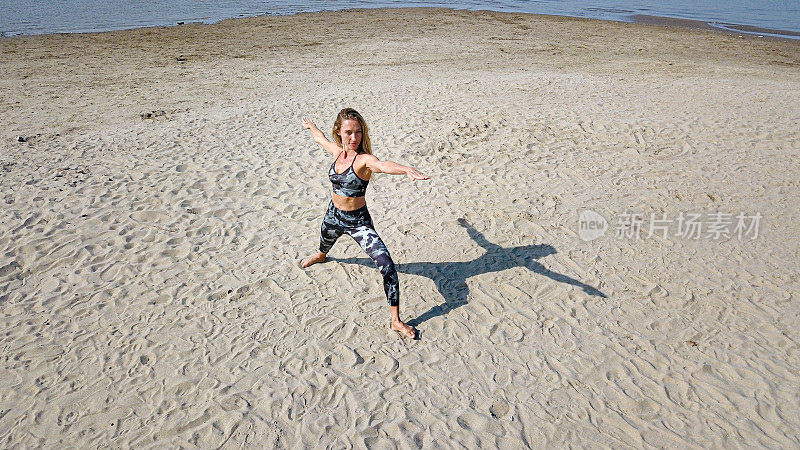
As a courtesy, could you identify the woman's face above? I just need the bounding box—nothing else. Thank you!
[339,119,362,152]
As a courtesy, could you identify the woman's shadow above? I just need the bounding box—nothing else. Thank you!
[330,218,605,329]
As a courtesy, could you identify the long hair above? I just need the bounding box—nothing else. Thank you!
[331,108,372,155]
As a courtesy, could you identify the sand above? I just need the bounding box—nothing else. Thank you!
[1,7,799,448]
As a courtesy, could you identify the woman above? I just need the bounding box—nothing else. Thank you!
[300,108,429,339]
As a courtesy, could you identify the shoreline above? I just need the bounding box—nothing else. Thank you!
[630,13,800,41]
[3,6,800,41]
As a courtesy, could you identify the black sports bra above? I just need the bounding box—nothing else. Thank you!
[329,151,369,198]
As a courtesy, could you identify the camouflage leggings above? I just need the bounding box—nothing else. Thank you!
[319,201,399,306]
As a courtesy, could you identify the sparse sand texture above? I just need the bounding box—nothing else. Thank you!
[1,8,800,448]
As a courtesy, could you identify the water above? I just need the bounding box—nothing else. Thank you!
[1,0,799,39]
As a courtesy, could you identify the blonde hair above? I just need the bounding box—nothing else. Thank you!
[332,108,372,155]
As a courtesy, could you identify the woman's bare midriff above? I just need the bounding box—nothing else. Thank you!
[332,193,366,211]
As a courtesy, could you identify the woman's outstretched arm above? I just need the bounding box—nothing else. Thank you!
[363,154,430,181]
[301,116,342,156]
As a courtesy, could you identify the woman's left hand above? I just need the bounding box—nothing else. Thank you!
[406,167,430,181]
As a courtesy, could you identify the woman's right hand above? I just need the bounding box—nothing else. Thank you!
[302,116,340,156]
[301,116,317,130]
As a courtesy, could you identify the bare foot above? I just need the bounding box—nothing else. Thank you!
[391,320,417,339]
[300,252,326,268]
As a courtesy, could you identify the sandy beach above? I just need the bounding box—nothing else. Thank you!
[1,7,800,447]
